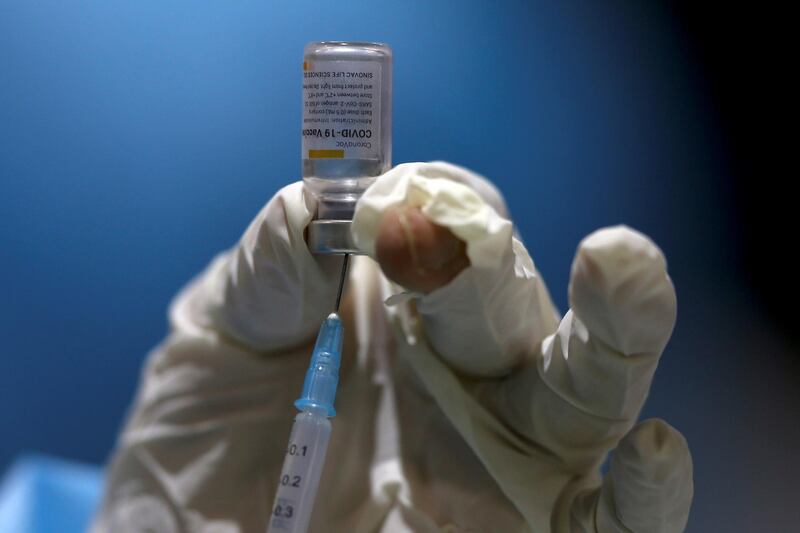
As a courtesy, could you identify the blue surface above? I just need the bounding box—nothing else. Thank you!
[2,2,787,531]
[0,455,102,533]
[0,0,728,466]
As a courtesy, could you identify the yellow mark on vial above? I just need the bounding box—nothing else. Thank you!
[309,149,344,159]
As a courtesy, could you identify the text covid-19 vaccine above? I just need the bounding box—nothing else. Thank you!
[303,42,392,254]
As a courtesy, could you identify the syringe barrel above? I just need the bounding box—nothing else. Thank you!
[267,410,332,533]
[268,313,343,532]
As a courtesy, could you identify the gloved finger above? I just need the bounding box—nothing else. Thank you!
[375,205,469,293]
[569,419,693,532]
[496,226,677,469]
[171,181,344,353]
[569,226,677,357]
[352,162,560,377]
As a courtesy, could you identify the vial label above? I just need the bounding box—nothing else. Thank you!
[302,60,381,161]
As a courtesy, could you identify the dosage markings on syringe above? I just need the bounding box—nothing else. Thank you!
[277,441,308,495]
[280,474,302,488]
[271,497,296,528]
[287,443,308,456]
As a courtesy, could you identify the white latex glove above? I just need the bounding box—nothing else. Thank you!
[92,162,692,533]
[352,162,694,532]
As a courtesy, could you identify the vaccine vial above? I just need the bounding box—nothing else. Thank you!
[302,42,392,253]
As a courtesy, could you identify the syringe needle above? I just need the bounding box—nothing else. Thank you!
[334,254,349,313]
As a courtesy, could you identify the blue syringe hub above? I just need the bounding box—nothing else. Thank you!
[294,313,344,417]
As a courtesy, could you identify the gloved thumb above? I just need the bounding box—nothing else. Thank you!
[373,205,470,293]
[171,181,343,352]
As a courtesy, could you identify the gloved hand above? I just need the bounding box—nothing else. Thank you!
[351,162,693,532]
[93,162,692,533]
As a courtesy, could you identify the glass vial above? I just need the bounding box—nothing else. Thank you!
[301,41,392,221]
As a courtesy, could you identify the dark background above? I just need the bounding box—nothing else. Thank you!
[1,2,796,531]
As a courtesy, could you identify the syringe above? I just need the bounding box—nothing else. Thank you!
[267,255,349,533]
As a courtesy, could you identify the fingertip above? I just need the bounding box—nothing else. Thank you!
[601,419,693,533]
[375,207,416,288]
[614,419,692,486]
[375,207,469,293]
[569,226,677,356]
[573,227,669,295]
[579,226,666,266]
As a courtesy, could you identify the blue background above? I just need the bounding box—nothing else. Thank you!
[1,1,796,531]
